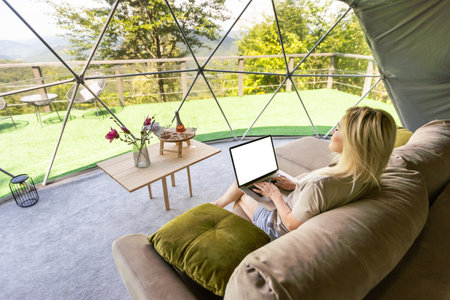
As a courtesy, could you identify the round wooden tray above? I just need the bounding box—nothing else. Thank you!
[158,128,196,142]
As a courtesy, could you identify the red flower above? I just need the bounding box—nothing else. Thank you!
[121,126,130,134]
[105,127,119,143]
[144,116,152,126]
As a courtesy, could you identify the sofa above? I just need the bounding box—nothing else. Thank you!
[112,120,449,300]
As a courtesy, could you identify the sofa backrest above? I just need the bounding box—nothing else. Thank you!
[275,136,331,176]
[389,120,450,203]
[225,167,428,300]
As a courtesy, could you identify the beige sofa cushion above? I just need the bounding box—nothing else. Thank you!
[365,182,450,299]
[389,120,450,201]
[225,167,428,300]
[112,234,197,300]
[275,136,331,176]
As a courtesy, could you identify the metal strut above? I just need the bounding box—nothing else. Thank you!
[3,0,376,186]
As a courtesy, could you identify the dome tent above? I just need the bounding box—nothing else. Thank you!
[340,0,450,131]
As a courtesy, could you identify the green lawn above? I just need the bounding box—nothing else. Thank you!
[0,88,400,199]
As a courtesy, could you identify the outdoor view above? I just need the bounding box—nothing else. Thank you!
[0,0,400,199]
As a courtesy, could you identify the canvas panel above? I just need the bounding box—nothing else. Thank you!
[339,0,450,131]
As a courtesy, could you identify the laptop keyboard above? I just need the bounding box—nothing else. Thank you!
[248,177,273,192]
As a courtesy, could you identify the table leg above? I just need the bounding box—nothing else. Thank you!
[160,141,164,155]
[161,177,170,210]
[187,166,193,197]
[171,173,175,186]
[34,106,43,127]
[148,184,153,199]
[178,142,182,158]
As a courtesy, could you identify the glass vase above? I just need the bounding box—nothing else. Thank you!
[133,143,150,168]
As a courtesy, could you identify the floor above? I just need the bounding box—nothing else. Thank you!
[0,137,298,300]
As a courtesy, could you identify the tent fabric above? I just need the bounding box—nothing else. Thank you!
[340,0,450,131]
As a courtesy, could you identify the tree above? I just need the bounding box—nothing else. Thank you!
[237,0,371,94]
[237,20,304,94]
[236,0,316,93]
[49,0,229,101]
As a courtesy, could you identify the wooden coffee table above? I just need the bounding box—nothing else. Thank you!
[97,139,220,210]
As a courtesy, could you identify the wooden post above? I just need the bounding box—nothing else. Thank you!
[181,61,188,98]
[327,55,335,89]
[362,60,374,96]
[286,57,294,92]
[114,65,125,106]
[32,66,50,112]
[238,58,244,96]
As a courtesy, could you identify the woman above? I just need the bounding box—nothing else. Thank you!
[214,106,397,240]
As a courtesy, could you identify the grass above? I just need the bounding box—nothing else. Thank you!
[0,88,400,199]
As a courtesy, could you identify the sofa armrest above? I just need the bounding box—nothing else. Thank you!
[365,182,450,299]
[112,234,197,300]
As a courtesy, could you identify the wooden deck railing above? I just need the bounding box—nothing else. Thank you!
[0,53,383,109]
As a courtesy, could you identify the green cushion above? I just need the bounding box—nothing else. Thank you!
[148,203,270,296]
[395,127,413,148]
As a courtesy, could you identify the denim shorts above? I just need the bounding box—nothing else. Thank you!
[252,206,280,241]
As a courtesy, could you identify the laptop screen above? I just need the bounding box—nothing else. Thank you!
[229,136,278,187]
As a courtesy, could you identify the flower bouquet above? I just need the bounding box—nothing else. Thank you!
[105,115,164,168]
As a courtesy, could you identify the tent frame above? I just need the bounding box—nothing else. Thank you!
[1,0,381,185]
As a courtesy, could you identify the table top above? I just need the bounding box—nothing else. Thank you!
[159,127,196,142]
[20,93,58,103]
[97,139,221,192]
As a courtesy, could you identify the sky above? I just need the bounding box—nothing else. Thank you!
[0,0,97,41]
[0,0,273,42]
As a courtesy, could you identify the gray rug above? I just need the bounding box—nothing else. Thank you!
[0,138,294,300]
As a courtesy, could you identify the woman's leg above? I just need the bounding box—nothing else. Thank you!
[236,194,260,221]
[213,181,244,208]
[238,196,280,240]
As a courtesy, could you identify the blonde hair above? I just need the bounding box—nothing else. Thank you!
[321,106,397,189]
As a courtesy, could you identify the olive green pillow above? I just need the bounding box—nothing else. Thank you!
[148,203,270,296]
[395,127,413,148]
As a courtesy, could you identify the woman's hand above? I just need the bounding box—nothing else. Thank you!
[254,180,303,231]
[252,181,281,200]
[271,175,296,191]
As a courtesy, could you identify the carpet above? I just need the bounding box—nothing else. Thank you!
[0,138,295,300]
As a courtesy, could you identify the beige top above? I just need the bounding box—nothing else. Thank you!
[274,173,369,235]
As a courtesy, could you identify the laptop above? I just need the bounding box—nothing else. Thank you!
[229,135,295,201]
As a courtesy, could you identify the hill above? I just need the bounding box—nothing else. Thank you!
[0,30,239,64]
[191,31,238,57]
[0,36,71,62]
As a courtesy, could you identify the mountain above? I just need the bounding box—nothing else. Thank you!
[0,30,241,63]
[192,31,239,57]
[0,36,72,62]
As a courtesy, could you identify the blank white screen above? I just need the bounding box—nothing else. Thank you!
[230,137,277,186]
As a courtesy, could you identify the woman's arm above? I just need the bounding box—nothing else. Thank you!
[252,182,302,231]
